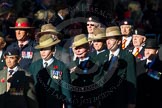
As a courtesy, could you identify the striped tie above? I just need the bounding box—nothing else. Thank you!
[122,39,127,49]
[134,48,139,57]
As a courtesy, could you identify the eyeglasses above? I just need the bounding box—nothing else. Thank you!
[87,24,95,26]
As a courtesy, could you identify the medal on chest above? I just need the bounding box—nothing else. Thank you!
[21,51,33,59]
[51,65,62,80]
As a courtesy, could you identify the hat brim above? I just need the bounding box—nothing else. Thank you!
[90,37,106,41]
[70,41,89,48]
[36,31,60,37]
[35,40,61,49]
[10,27,35,29]
[144,46,160,49]
[4,54,19,57]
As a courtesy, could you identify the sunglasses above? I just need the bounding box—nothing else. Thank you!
[87,24,95,26]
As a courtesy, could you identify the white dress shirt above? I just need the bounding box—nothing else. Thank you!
[43,58,54,68]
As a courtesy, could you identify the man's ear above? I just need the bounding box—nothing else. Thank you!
[143,37,146,42]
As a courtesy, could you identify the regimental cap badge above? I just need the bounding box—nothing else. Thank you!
[89,17,92,21]
[124,21,128,25]
[8,52,11,56]
[18,23,21,27]
[135,30,137,34]
[133,28,145,36]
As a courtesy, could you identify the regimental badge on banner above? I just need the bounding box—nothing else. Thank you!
[21,51,33,59]
[51,70,62,80]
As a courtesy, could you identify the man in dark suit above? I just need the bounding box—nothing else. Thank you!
[130,28,146,62]
[53,4,70,47]
[29,34,72,108]
[6,18,37,70]
[136,38,162,108]
[0,48,38,108]
[52,4,69,27]
[99,26,136,108]
[120,19,134,50]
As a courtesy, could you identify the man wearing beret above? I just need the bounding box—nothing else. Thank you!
[87,16,102,41]
[0,48,38,108]
[136,38,162,108]
[6,17,37,70]
[29,34,72,108]
[86,16,103,53]
[131,28,146,62]
[99,26,136,108]
[120,19,134,50]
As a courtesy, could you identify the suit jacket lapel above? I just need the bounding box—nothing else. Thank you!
[118,50,127,75]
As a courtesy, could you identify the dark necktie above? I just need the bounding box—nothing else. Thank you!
[108,55,117,71]
[9,70,14,76]
[80,60,88,74]
[44,62,48,68]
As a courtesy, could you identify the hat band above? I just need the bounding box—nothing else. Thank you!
[96,33,106,37]
[39,38,54,46]
[106,31,121,36]
[73,38,88,47]
[41,29,57,32]
[15,22,30,27]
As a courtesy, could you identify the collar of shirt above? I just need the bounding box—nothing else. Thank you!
[97,49,105,55]
[146,59,152,65]
[58,13,64,20]
[79,57,89,64]
[109,48,120,60]
[18,39,29,47]
[43,58,54,68]
[123,36,132,48]
[8,66,18,75]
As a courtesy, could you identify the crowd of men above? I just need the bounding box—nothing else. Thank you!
[0,0,162,108]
